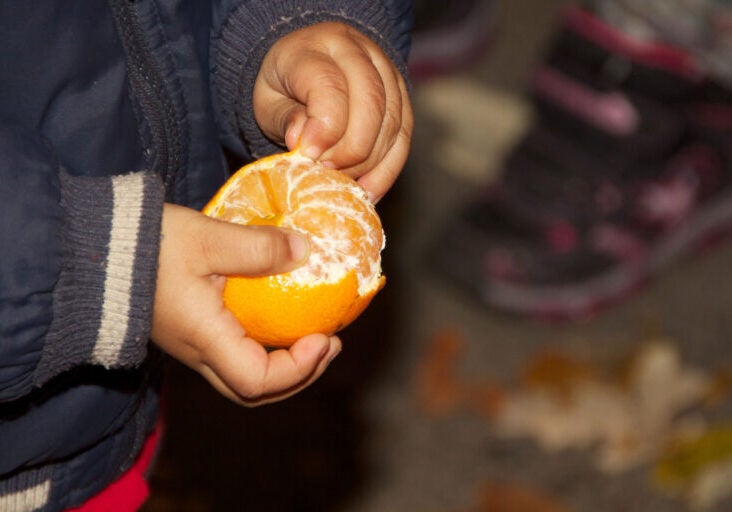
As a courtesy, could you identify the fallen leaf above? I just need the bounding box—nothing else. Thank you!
[414,329,505,418]
[475,482,572,512]
[493,339,714,473]
[654,424,732,510]
[413,329,468,416]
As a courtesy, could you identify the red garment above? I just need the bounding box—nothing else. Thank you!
[66,423,162,512]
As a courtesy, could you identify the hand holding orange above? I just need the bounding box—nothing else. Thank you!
[203,149,385,347]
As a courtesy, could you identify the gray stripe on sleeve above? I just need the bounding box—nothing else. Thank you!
[34,171,163,386]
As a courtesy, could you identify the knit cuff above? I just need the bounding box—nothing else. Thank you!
[34,171,164,387]
[0,466,52,512]
[213,0,409,159]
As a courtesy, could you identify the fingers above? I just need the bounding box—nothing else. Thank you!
[291,39,403,173]
[253,22,413,201]
[253,52,350,153]
[200,333,342,406]
[356,77,413,202]
[152,204,342,407]
[301,47,387,166]
[314,44,395,171]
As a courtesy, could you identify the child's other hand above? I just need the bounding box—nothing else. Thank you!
[151,204,341,406]
[254,21,413,203]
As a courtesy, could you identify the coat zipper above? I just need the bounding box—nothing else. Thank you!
[109,0,181,200]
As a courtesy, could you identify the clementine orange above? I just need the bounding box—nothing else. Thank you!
[202,149,385,347]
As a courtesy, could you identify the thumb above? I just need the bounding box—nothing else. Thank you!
[200,217,309,277]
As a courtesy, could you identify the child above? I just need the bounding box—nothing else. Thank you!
[0,1,413,510]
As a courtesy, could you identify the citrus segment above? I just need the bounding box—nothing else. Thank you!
[202,149,386,347]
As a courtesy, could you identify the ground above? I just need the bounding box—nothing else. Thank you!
[143,1,732,510]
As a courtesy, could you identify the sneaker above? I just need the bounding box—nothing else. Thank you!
[408,0,498,81]
[427,7,732,320]
[429,121,732,319]
[591,0,732,88]
[530,6,697,162]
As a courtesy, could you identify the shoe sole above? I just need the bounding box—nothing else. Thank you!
[481,188,732,321]
[408,0,498,80]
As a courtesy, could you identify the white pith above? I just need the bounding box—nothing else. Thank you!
[211,152,385,295]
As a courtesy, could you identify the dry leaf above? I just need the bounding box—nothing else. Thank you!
[475,482,572,512]
[413,329,469,416]
[493,339,714,473]
[654,424,732,510]
[414,329,505,418]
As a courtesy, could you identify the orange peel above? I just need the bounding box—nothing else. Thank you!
[203,149,385,347]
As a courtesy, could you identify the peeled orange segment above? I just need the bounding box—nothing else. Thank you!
[202,149,385,347]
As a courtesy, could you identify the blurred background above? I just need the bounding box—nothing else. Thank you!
[144,1,732,510]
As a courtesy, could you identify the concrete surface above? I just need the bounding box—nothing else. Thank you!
[143,1,732,510]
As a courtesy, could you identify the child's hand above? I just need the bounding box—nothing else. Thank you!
[151,204,341,406]
[253,21,413,203]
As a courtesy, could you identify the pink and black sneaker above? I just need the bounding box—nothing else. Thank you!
[428,6,732,320]
[408,0,498,81]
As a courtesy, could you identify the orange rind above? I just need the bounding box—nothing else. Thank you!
[203,149,385,347]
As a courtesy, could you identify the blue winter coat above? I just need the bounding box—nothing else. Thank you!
[0,1,411,510]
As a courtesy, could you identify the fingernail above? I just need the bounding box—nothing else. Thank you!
[288,233,309,263]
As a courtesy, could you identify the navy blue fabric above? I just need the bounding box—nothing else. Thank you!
[0,0,412,508]
[0,3,145,177]
[0,367,153,474]
[0,128,62,401]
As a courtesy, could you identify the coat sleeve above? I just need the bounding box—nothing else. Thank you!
[210,0,413,160]
[0,125,164,402]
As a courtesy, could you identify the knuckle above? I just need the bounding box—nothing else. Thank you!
[239,379,266,402]
[342,135,374,164]
[246,228,287,275]
[197,220,223,269]
[233,356,270,400]
[246,231,277,274]
[315,68,349,98]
